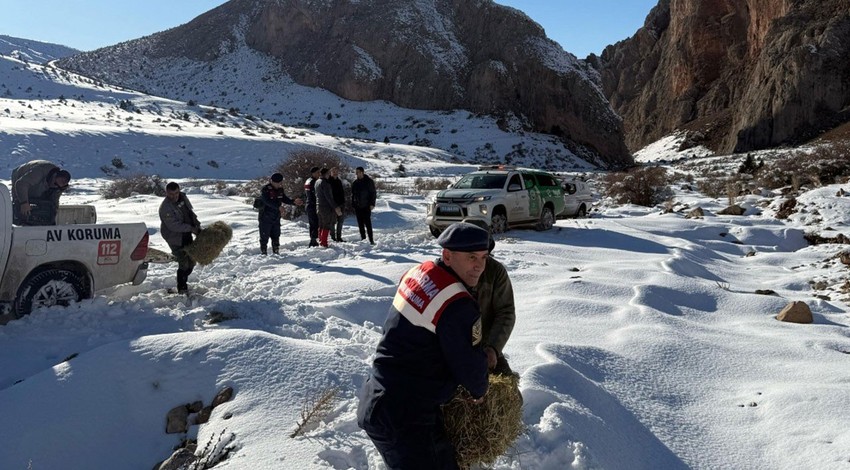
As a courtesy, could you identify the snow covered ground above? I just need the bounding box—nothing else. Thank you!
[2,48,850,470]
[1,174,849,470]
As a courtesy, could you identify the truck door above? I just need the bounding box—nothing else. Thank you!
[504,173,525,221]
[0,184,12,280]
[522,173,541,220]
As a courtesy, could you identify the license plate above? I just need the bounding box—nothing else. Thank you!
[438,205,461,215]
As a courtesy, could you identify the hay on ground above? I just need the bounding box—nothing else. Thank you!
[184,221,232,265]
[442,373,524,469]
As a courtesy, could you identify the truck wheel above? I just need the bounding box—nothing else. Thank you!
[536,207,555,231]
[576,204,587,218]
[429,226,443,238]
[491,212,508,234]
[14,269,89,318]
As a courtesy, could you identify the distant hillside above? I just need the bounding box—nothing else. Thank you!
[0,35,79,64]
[593,0,850,154]
[57,0,632,169]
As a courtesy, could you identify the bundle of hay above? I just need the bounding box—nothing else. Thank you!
[184,221,232,265]
[442,373,524,469]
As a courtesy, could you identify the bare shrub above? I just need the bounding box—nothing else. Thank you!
[290,387,339,438]
[190,430,236,469]
[755,142,850,189]
[412,177,452,194]
[601,166,671,207]
[376,178,414,196]
[274,149,351,200]
[100,174,165,199]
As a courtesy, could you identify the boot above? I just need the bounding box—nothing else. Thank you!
[308,239,319,247]
[272,246,280,254]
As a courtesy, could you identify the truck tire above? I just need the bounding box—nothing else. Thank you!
[14,269,89,318]
[576,204,587,218]
[536,206,555,231]
[429,226,443,238]
[490,211,508,234]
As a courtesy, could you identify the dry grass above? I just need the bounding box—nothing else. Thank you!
[442,373,525,469]
[184,221,232,265]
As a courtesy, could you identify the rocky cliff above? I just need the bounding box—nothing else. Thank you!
[592,0,850,154]
[59,0,631,168]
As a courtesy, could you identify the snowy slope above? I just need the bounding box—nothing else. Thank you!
[0,35,79,64]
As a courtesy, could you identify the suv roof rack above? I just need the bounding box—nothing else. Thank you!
[476,165,517,171]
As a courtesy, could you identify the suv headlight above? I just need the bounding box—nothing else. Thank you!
[472,195,491,202]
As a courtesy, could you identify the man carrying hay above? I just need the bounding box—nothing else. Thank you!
[357,222,490,469]
[159,182,201,294]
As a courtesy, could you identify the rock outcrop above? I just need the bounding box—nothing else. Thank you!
[592,0,850,154]
[58,0,631,167]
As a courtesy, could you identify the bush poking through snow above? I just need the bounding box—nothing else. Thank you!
[100,174,165,199]
[290,387,339,438]
[190,430,236,470]
[601,166,672,207]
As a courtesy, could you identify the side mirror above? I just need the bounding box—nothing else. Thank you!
[508,183,522,192]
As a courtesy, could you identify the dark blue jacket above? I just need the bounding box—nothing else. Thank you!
[369,259,488,410]
[259,183,295,223]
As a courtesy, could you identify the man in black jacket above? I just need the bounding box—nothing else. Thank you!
[303,167,321,247]
[357,222,489,469]
[328,167,346,242]
[258,172,303,255]
[351,166,377,244]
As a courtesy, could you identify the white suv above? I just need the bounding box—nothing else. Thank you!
[426,166,565,236]
[560,178,593,218]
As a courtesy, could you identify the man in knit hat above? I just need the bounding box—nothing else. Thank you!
[357,222,490,469]
[258,172,303,255]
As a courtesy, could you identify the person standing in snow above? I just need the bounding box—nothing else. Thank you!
[159,182,201,294]
[303,166,321,247]
[328,167,346,242]
[10,160,72,226]
[258,172,303,255]
[314,168,342,248]
[357,222,490,469]
[462,218,515,375]
[351,166,377,245]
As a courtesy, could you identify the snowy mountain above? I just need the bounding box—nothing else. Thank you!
[57,0,631,169]
[0,34,79,64]
[1,50,600,178]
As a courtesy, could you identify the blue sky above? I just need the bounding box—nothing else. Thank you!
[0,0,657,58]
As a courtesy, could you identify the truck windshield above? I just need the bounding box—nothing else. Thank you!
[454,174,507,189]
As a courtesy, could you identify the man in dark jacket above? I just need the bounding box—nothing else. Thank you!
[159,182,201,294]
[328,167,346,242]
[258,172,303,255]
[11,160,72,226]
[303,167,321,247]
[314,168,342,248]
[357,222,490,469]
[351,166,377,245]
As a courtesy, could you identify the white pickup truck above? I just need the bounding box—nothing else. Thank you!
[0,183,149,322]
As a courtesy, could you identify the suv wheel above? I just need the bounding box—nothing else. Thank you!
[576,204,587,218]
[536,207,555,231]
[490,212,508,234]
[429,226,443,238]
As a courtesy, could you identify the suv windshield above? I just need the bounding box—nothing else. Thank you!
[453,174,507,189]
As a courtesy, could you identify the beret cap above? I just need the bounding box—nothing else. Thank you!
[310,166,320,174]
[271,172,284,182]
[437,222,490,252]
